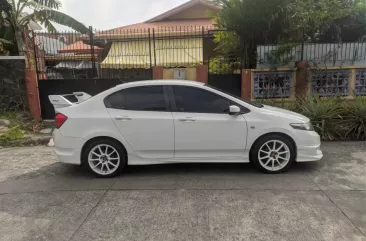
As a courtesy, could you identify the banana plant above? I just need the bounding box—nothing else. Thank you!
[0,0,89,56]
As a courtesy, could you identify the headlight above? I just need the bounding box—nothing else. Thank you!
[290,122,314,131]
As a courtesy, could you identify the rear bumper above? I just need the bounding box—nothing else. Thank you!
[53,129,83,165]
[294,130,323,162]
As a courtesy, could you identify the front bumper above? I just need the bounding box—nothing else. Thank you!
[294,130,323,162]
[53,129,83,165]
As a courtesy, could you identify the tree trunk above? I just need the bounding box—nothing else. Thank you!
[295,61,310,100]
[15,27,35,70]
[15,29,26,56]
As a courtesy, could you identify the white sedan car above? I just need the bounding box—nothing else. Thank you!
[51,80,322,177]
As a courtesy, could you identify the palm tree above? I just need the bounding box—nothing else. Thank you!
[0,0,89,56]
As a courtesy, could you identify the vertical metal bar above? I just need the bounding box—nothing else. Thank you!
[202,26,204,66]
[184,26,187,66]
[51,31,58,77]
[300,27,305,61]
[31,30,39,82]
[153,28,157,66]
[89,26,97,78]
[166,27,168,67]
[148,28,152,68]
[179,26,183,66]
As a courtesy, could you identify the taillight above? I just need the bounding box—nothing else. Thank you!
[55,113,68,129]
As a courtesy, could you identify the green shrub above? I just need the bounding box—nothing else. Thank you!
[295,95,343,140]
[0,126,24,141]
[342,93,366,140]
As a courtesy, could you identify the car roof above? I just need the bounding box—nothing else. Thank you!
[117,80,205,87]
[96,80,206,99]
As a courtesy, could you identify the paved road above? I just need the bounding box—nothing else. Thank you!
[0,142,365,241]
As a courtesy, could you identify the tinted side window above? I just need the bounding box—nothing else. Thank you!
[105,86,167,111]
[173,86,231,113]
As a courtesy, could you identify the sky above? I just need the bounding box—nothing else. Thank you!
[59,0,190,30]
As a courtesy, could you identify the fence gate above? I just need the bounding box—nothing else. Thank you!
[208,57,242,97]
[37,70,152,120]
[32,30,154,119]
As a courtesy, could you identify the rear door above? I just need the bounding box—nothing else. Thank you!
[105,85,174,159]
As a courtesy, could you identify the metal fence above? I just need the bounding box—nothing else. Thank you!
[33,26,208,80]
[32,26,366,81]
[257,42,366,69]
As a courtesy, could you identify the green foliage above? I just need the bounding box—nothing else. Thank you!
[0,37,11,55]
[211,0,293,67]
[209,56,240,74]
[213,31,238,56]
[0,126,24,141]
[251,93,366,140]
[295,95,343,140]
[29,10,89,33]
[264,42,299,70]
[342,93,366,140]
[0,110,42,134]
[211,0,366,67]
[253,98,291,109]
[0,0,88,55]
[286,0,365,42]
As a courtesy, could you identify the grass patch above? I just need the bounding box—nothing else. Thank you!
[0,110,44,146]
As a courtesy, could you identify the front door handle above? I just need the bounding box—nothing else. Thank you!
[115,116,132,121]
[178,117,196,122]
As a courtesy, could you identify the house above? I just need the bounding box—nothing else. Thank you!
[96,0,220,71]
[40,41,102,79]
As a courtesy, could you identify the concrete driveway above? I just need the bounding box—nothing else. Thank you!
[0,142,365,241]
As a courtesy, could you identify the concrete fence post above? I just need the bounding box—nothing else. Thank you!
[152,66,164,80]
[196,65,208,84]
[241,69,252,100]
[295,61,310,99]
[25,69,42,120]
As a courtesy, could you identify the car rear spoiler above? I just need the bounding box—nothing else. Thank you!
[49,92,92,109]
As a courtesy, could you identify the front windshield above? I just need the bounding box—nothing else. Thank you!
[205,85,264,108]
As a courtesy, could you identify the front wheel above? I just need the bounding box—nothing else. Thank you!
[83,139,126,178]
[250,135,295,174]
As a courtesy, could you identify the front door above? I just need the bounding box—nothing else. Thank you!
[170,85,247,159]
[106,85,174,159]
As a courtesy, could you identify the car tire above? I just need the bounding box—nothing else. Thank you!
[82,138,126,178]
[250,134,295,174]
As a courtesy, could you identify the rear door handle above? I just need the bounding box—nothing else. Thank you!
[115,116,132,121]
[178,117,196,122]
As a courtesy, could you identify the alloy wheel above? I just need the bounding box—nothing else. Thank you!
[88,144,120,175]
[257,140,290,171]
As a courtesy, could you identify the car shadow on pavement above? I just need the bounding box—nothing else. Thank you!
[2,159,323,184]
[123,161,320,176]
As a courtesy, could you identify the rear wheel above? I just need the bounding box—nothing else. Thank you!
[83,138,126,178]
[250,134,295,174]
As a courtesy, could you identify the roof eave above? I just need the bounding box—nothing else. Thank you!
[145,0,220,23]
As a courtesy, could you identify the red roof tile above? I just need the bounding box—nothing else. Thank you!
[57,41,102,53]
[96,19,216,37]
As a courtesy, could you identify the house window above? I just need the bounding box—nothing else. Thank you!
[355,70,366,95]
[253,72,292,99]
[58,36,67,43]
[311,70,350,96]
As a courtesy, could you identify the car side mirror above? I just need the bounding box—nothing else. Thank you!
[229,105,241,115]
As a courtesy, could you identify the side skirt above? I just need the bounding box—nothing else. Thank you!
[127,154,250,165]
